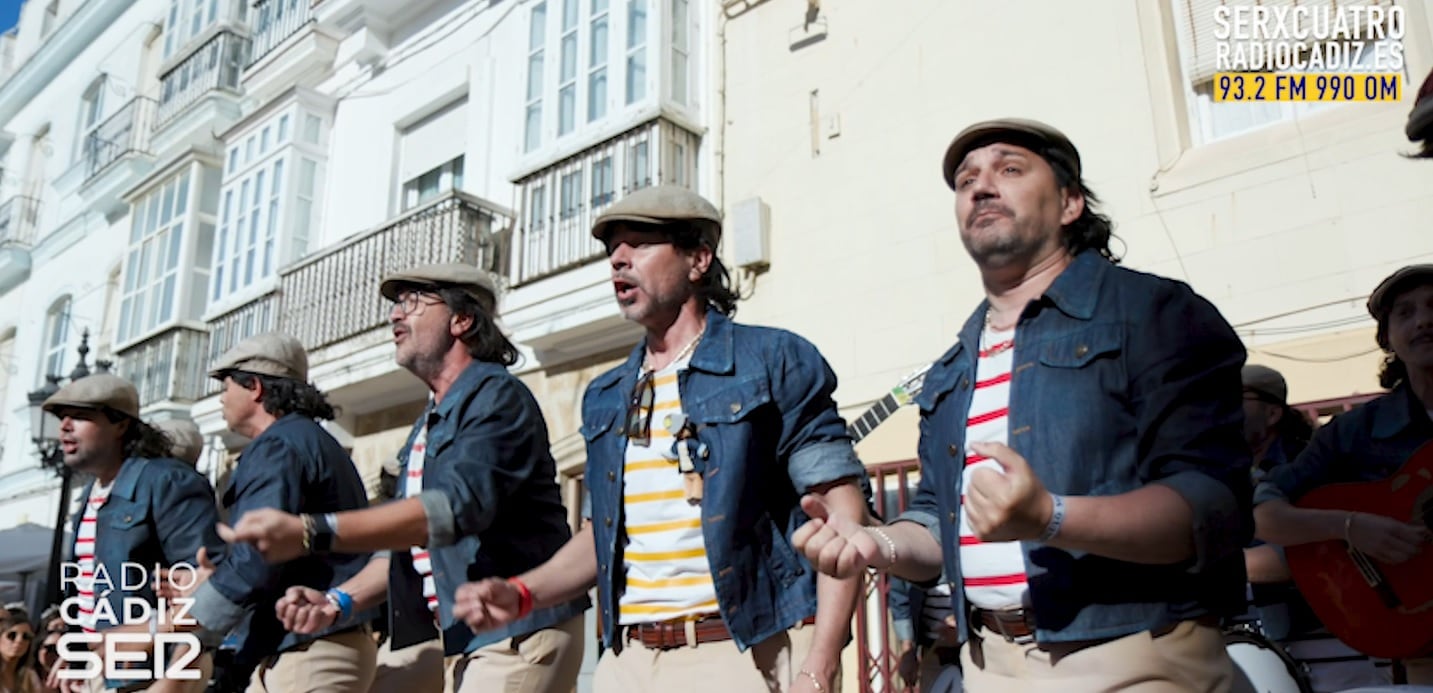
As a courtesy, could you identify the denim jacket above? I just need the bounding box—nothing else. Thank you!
[582,309,868,652]
[899,251,1253,644]
[1255,382,1432,506]
[69,457,226,638]
[389,360,589,656]
[190,414,374,663]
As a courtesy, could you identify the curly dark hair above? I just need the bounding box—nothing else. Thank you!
[227,371,337,421]
[434,287,521,366]
[1042,147,1120,264]
[98,409,173,459]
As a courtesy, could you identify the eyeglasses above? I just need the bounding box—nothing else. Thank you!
[392,291,445,317]
[3,629,33,643]
[624,370,655,445]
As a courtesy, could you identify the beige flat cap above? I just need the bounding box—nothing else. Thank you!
[380,262,499,315]
[209,332,309,382]
[42,373,141,420]
[941,118,1082,191]
[151,418,204,466]
[590,185,722,246]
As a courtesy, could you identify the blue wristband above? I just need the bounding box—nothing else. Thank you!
[326,588,354,622]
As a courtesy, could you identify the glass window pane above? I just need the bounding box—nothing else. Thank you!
[559,86,575,135]
[560,33,577,82]
[626,52,646,104]
[527,53,545,101]
[562,0,577,30]
[589,68,607,122]
[627,0,646,50]
[529,2,546,50]
[277,114,290,142]
[524,103,542,152]
[590,15,608,66]
[176,172,190,214]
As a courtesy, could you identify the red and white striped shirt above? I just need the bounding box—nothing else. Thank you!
[403,422,440,619]
[74,481,114,633]
[958,323,1029,610]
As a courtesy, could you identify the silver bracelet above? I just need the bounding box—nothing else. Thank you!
[1038,493,1066,543]
[866,526,899,567]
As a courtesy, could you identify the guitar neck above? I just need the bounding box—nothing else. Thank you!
[848,392,905,444]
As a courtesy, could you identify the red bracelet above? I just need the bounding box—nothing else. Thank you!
[508,577,534,618]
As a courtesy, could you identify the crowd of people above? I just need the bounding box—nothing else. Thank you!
[2,67,1431,693]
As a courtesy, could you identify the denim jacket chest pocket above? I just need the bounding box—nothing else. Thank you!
[1031,323,1129,494]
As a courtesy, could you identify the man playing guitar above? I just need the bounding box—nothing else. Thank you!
[1252,263,1433,683]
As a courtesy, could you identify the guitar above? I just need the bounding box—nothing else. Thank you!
[846,365,931,444]
[1283,441,1433,659]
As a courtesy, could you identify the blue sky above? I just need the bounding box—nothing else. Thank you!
[0,0,20,34]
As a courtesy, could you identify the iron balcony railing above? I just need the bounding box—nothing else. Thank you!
[156,31,251,127]
[0,195,42,248]
[281,190,512,351]
[248,0,314,66]
[83,97,157,181]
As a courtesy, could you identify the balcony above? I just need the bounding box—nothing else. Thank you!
[0,195,40,294]
[199,191,511,397]
[157,31,250,127]
[116,326,211,410]
[283,190,512,353]
[0,195,40,249]
[243,0,337,103]
[79,97,157,214]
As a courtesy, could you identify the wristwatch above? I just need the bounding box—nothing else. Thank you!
[306,513,338,555]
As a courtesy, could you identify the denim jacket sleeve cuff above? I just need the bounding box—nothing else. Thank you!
[1251,480,1289,506]
[419,489,458,548]
[188,580,247,635]
[1154,470,1241,573]
[787,440,866,492]
[893,509,942,545]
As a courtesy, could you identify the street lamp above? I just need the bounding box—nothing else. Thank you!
[25,328,110,611]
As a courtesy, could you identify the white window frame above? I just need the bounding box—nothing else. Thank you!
[75,77,106,163]
[525,2,548,153]
[669,0,688,104]
[38,296,71,386]
[163,0,245,59]
[401,156,465,212]
[558,0,580,136]
[588,0,610,123]
[119,171,192,345]
[625,0,647,105]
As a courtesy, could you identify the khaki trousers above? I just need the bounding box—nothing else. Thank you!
[593,622,827,693]
[369,638,444,693]
[246,628,378,693]
[444,616,585,693]
[960,620,1233,693]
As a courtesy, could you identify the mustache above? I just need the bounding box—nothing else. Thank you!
[967,200,1012,227]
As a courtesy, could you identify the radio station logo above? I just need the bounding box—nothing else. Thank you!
[56,562,204,682]
[1211,4,1405,103]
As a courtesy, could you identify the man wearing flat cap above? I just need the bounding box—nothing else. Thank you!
[180,332,376,692]
[790,119,1254,690]
[40,373,223,692]
[1255,265,1433,683]
[449,186,869,693]
[151,419,204,468]
[224,265,586,693]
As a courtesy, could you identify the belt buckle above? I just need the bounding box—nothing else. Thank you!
[988,609,1035,644]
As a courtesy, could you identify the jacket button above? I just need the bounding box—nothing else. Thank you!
[959,378,970,390]
[607,471,615,481]
[605,517,613,527]
[124,515,132,522]
[729,402,742,413]
[1075,345,1089,358]
[948,512,957,523]
[947,444,959,457]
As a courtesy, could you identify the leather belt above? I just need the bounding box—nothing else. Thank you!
[972,607,1036,640]
[626,615,816,650]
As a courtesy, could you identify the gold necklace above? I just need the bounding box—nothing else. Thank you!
[644,326,706,373]
[981,309,1014,356]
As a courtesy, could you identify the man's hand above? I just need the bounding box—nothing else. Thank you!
[964,442,1053,542]
[1348,512,1433,564]
[156,547,215,601]
[276,586,339,634]
[896,640,919,686]
[218,509,307,563]
[452,578,524,633]
[791,495,886,579]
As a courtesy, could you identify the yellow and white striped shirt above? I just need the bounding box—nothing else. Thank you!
[619,356,719,625]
